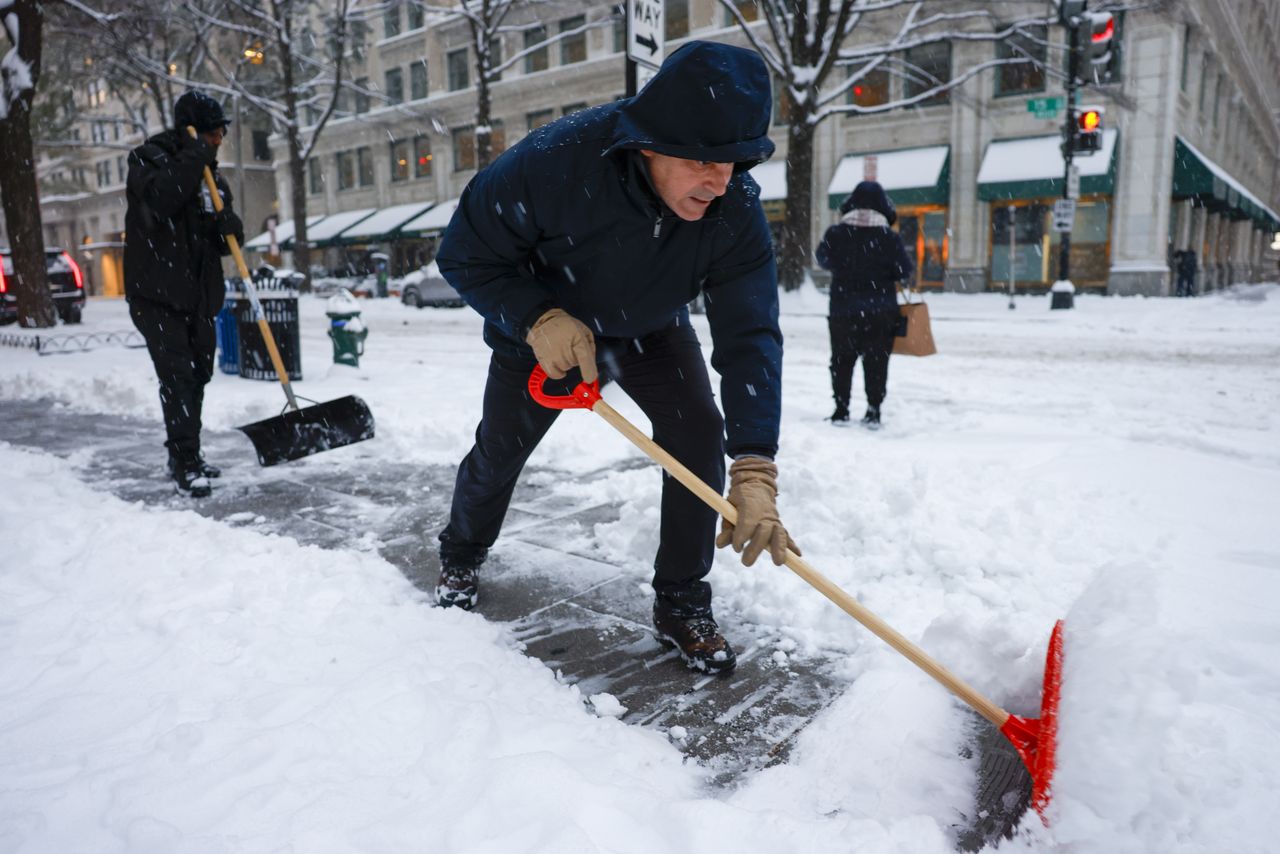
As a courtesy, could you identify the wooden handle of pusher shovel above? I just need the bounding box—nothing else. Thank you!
[188,126,298,410]
[591,397,1012,729]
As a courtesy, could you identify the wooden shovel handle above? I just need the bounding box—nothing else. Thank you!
[591,395,1011,728]
[188,127,298,410]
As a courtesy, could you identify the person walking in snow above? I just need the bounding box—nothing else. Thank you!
[816,181,914,429]
[433,41,800,674]
[124,90,243,497]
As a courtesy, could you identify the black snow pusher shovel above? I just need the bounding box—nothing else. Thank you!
[191,128,374,466]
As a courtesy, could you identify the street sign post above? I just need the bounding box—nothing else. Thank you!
[1066,164,1080,200]
[1052,198,1077,232]
[1026,96,1063,119]
[626,0,664,96]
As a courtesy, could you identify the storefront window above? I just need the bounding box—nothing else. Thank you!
[904,42,951,106]
[1048,200,1110,284]
[990,203,1047,283]
[896,209,948,287]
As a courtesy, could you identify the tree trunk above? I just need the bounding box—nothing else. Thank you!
[778,119,816,292]
[286,126,311,292]
[472,16,493,171]
[0,0,56,327]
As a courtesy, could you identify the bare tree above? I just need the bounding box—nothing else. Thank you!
[0,0,57,327]
[416,0,618,171]
[723,0,1057,290]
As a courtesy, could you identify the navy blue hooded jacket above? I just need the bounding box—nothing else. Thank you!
[816,181,914,317]
[436,41,783,457]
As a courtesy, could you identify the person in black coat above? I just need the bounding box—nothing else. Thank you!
[816,181,914,428]
[125,90,243,497]
[433,41,800,674]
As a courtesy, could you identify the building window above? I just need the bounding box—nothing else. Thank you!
[410,60,428,100]
[337,150,355,190]
[487,37,504,82]
[666,0,689,39]
[308,158,323,194]
[384,3,400,39]
[448,48,469,90]
[560,16,586,65]
[524,25,548,73]
[995,24,1047,96]
[723,0,759,24]
[390,139,410,182]
[487,119,507,157]
[613,11,625,53]
[452,125,476,172]
[355,78,370,114]
[848,66,890,108]
[527,108,555,131]
[903,41,951,106]
[772,83,791,126]
[252,129,271,161]
[1198,56,1211,115]
[116,156,126,183]
[357,146,374,186]
[407,2,424,30]
[385,68,404,104]
[414,135,433,177]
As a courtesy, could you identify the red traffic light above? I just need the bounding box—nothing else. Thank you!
[1079,110,1101,132]
[1090,14,1114,45]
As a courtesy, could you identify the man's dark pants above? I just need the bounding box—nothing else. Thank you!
[829,310,898,410]
[440,321,725,617]
[129,297,216,463]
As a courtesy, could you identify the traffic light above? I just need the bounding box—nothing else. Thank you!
[1074,106,1103,154]
[1077,11,1115,65]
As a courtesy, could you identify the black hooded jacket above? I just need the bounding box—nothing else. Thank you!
[816,181,914,317]
[124,129,239,318]
[435,41,784,457]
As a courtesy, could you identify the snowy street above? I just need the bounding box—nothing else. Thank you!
[1,285,1278,853]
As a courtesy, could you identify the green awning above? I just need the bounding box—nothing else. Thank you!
[977,130,1118,201]
[827,146,950,209]
[1173,136,1280,231]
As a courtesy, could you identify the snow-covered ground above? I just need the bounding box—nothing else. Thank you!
[2,285,1278,853]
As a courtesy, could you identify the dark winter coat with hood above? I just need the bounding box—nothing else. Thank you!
[124,130,239,318]
[816,181,914,318]
[436,41,783,457]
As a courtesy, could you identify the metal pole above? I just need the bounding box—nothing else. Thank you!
[1059,24,1079,285]
[235,94,246,219]
[1008,204,1017,309]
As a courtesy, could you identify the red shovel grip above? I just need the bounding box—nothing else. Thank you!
[527,366,602,410]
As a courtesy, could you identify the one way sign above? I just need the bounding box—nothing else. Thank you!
[627,0,664,69]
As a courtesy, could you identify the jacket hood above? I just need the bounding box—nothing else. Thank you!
[839,180,897,225]
[607,41,775,167]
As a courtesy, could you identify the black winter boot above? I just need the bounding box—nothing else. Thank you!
[195,454,221,479]
[167,450,212,498]
[653,604,736,674]
[860,405,881,430]
[436,532,487,610]
[830,403,850,424]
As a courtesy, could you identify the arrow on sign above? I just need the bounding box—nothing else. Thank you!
[635,33,658,56]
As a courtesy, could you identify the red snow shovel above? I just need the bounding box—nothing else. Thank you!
[529,366,1065,817]
[190,128,374,466]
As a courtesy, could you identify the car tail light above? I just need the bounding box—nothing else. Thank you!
[61,251,84,289]
[0,263,7,294]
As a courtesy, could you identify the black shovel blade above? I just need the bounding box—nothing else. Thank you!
[239,395,375,466]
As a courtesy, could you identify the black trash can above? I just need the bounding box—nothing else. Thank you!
[235,288,302,381]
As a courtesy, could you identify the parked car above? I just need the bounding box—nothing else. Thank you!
[400,263,464,308]
[0,247,86,324]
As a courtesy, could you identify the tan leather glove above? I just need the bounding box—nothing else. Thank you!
[525,308,598,383]
[715,456,801,567]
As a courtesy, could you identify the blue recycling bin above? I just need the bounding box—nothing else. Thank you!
[215,297,239,375]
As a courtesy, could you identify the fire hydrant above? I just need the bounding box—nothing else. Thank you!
[326,288,368,367]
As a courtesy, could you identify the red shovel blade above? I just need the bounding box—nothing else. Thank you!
[999,619,1065,817]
